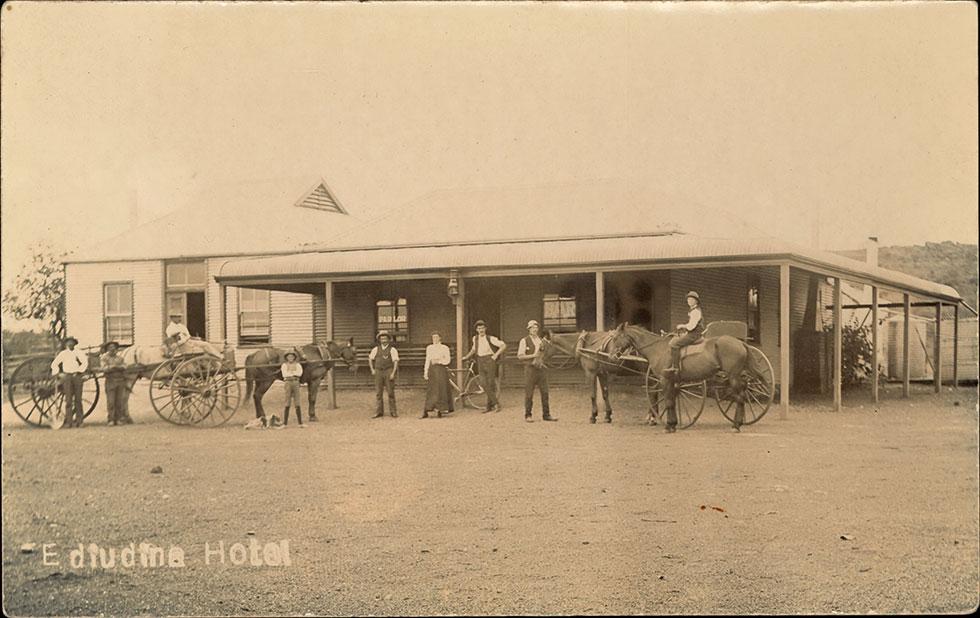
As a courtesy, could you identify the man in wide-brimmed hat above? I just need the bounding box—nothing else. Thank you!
[517,320,557,423]
[50,336,88,427]
[368,330,399,418]
[100,341,132,426]
[461,320,506,413]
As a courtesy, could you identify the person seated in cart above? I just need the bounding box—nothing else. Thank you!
[100,341,133,425]
[165,313,223,359]
[666,291,705,378]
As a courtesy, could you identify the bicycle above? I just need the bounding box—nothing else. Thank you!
[448,360,501,410]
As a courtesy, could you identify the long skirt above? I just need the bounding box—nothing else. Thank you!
[424,364,454,412]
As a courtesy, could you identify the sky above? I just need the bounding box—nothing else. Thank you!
[1,1,977,329]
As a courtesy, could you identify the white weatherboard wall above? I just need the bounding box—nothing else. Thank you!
[206,257,233,344]
[65,261,165,348]
[270,291,314,347]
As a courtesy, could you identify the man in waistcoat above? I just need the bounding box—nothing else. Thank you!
[517,320,557,423]
[369,330,399,418]
[100,341,133,426]
[461,320,506,413]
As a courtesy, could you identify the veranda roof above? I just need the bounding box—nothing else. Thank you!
[216,232,964,303]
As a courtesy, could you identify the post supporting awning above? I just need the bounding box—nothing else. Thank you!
[779,264,790,419]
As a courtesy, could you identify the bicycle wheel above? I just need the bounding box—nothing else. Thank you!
[462,374,488,410]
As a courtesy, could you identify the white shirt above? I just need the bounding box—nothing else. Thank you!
[475,334,504,356]
[424,343,452,374]
[281,362,303,379]
[166,321,191,344]
[51,348,88,375]
[517,335,542,357]
[681,308,703,331]
[368,345,400,362]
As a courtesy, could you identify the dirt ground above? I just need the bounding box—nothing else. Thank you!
[2,379,978,616]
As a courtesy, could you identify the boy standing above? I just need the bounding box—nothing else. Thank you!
[280,351,305,427]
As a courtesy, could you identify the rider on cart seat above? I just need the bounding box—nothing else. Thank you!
[165,313,223,359]
[666,291,704,376]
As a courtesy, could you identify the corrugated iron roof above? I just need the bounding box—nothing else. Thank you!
[66,177,366,263]
[65,179,719,263]
[216,232,963,302]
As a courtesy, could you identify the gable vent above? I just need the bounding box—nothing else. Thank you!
[296,182,348,214]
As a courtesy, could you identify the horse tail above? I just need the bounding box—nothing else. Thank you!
[743,343,764,378]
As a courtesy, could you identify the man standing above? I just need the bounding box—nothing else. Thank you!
[462,319,506,413]
[50,336,88,428]
[517,320,557,423]
[369,330,399,418]
[100,341,132,426]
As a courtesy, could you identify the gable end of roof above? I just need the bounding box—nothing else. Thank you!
[294,180,348,215]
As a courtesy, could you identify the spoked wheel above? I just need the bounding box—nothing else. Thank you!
[645,368,707,429]
[168,356,241,427]
[149,358,186,424]
[7,357,100,428]
[715,345,775,426]
[461,374,488,410]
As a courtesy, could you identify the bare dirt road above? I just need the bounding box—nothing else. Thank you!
[2,382,977,615]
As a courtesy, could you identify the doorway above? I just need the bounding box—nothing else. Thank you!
[167,291,207,339]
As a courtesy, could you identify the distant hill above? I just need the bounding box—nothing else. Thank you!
[878,241,978,307]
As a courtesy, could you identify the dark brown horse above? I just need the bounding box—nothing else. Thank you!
[244,340,358,421]
[544,329,645,424]
[610,323,750,431]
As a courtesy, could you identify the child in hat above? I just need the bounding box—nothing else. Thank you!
[280,350,305,427]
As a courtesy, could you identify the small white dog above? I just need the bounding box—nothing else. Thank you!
[243,415,283,430]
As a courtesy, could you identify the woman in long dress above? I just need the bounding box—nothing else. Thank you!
[422,332,454,418]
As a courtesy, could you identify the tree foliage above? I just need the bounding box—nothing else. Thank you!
[824,316,875,388]
[2,245,67,341]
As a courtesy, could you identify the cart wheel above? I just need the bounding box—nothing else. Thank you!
[169,356,241,427]
[6,357,100,428]
[715,345,775,425]
[149,358,186,424]
[645,368,707,429]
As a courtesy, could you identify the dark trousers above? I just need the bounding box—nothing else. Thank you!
[374,371,397,416]
[61,374,85,426]
[283,379,303,424]
[104,377,130,424]
[524,365,550,417]
[669,330,701,369]
[476,356,499,409]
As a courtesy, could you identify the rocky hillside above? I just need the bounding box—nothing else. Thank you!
[879,241,978,306]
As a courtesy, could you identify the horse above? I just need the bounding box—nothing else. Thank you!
[543,329,642,424]
[244,339,358,421]
[609,323,750,432]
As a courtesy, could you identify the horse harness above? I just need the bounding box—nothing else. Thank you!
[575,331,647,375]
